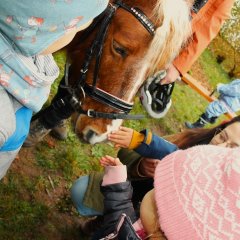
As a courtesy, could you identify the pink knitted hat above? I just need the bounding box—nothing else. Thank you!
[154,145,240,240]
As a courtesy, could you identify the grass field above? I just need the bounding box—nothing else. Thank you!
[0,39,234,239]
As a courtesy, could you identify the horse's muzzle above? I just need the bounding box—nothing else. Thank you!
[84,129,96,143]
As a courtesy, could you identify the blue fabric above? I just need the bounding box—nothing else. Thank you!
[0,0,108,56]
[217,79,240,97]
[205,100,232,118]
[71,176,103,217]
[0,39,58,112]
[0,0,108,112]
[206,79,240,118]
[0,107,32,151]
[135,129,179,159]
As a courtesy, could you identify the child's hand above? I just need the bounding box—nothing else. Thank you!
[139,158,159,178]
[100,155,123,167]
[108,126,133,148]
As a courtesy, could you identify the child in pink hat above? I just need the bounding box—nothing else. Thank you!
[93,145,240,240]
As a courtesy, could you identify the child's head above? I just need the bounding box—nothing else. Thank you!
[140,189,167,239]
[209,119,240,147]
[140,145,240,239]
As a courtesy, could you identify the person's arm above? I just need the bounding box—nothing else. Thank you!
[217,79,240,97]
[117,148,159,178]
[173,0,234,76]
[108,127,179,160]
[93,156,138,238]
[117,148,147,178]
[134,129,179,159]
[92,180,138,239]
[0,88,15,148]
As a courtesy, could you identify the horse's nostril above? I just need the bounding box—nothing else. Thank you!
[84,129,96,142]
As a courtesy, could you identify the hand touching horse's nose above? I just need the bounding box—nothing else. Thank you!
[108,126,133,148]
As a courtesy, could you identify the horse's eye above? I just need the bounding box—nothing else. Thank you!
[113,40,127,58]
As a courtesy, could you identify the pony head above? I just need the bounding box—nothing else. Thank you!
[68,0,191,144]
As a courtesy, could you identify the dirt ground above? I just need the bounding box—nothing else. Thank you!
[9,61,207,240]
[9,141,84,240]
[190,61,212,90]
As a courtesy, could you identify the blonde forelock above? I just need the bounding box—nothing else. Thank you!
[144,0,192,76]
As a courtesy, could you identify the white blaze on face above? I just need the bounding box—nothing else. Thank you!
[126,60,149,102]
[85,62,148,145]
[87,119,123,145]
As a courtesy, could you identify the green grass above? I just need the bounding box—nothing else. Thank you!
[0,176,49,240]
[149,48,231,132]
[127,50,231,136]
[199,49,231,86]
[0,44,232,239]
[208,35,240,78]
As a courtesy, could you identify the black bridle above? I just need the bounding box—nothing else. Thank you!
[64,0,156,119]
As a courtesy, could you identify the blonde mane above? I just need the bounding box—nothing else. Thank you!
[143,0,192,76]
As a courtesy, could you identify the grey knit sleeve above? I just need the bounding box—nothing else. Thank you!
[0,86,16,147]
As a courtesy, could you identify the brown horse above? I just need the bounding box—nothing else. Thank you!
[66,0,191,144]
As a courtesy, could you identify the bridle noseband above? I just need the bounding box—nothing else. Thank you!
[64,0,156,119]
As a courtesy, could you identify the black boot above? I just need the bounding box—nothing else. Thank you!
[208,116,218,124]
[185,113,215,129]
[23,77,74,147]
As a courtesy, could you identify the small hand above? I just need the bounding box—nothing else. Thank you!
[160,63,180,85]
[100,155,123,167]
[108,126,134,148]
[139,158,159,178]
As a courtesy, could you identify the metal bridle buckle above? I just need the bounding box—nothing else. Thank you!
[78,86,86,102]
[87,109,94,117]
[109,3,117,11]
[70,95,80,109]
[80,68,88,74]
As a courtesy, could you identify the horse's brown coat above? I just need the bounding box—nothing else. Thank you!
[67,0,191,144]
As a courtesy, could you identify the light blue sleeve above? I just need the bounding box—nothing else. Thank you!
[0,86,16,147]
[217,79,240,97]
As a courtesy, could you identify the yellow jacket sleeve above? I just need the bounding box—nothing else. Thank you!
[129,129,153,150]
[129,130,145,150]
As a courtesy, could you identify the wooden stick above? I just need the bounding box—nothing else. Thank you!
[48,175,55,191]
[45,187,52,198]
[182,73,237,119]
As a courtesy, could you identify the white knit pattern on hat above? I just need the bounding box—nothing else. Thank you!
[154,145,240,240]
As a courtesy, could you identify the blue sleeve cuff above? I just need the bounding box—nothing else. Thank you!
[140,129,152,145]
[0,107,32,151]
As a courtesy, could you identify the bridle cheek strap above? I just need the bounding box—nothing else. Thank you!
[65,0,156,119]
[84,84,133,112]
